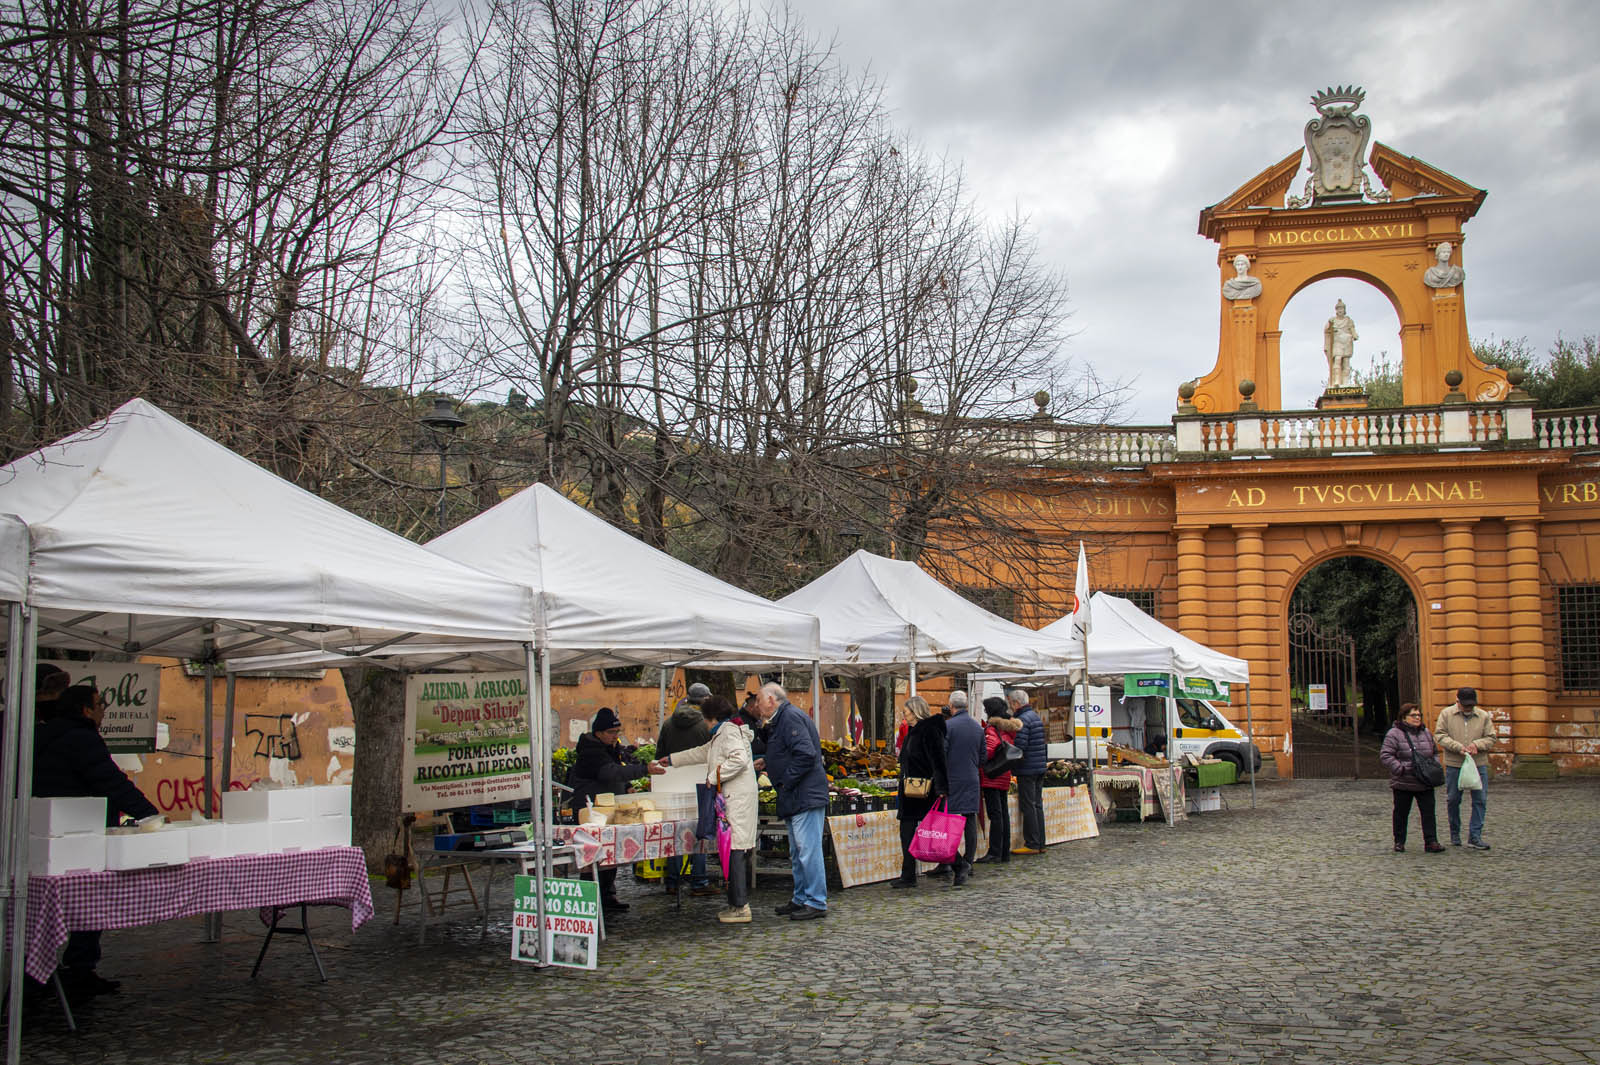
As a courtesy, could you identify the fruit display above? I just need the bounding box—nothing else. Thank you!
[821,740,898,782]
[1042,760,1091,787]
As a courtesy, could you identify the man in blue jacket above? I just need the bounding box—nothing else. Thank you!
[1008,688,1047,853]
[753,683,829,920]
[942,690,984,887]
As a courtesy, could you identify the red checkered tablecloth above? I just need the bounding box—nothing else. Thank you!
[23,846,374,982]
[551,820,698,867]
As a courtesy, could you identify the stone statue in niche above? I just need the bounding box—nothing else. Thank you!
[1423,241,1465,289]
[1324,300,1358,389]
[1222,254,1262,301]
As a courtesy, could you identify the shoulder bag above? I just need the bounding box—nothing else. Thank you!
[902,776,932,798]
[1402,730,1445,789]
[983,739,1024,776]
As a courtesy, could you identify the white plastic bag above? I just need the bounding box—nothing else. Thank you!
[1457,754,1483,791]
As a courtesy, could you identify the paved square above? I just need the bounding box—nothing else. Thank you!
[14,778,1600,1064]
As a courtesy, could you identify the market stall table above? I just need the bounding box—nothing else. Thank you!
[412,841,592,944]
[1092,766,1187,823]
[23,846,374,985]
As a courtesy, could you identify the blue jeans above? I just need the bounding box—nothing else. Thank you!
[787,806,828,911]
[1445,764,1487,842]
[663,851,708,889]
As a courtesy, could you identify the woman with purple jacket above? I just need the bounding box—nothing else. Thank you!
[1378,703,1445,853]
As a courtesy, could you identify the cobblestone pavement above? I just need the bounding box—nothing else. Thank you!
[12,777,1600,1064]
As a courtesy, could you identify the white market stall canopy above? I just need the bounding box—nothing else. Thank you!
[773,550,1082,676]
[0,398,537,661]
[1033,592,1250,686]
[424,483,822,671]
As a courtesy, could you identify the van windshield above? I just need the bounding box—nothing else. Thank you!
[1176,698,1215,729]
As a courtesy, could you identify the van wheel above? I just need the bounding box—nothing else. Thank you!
[1214,751,1243,776]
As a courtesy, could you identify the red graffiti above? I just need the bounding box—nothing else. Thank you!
[153,776,256,814]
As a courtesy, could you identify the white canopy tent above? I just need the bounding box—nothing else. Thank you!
[426,483,821,672]
[775,550,1081,678]
[0,399,541,1058]
[1037,592,1251,687]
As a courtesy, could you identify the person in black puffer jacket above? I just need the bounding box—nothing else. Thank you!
[567,707,663,912]
[33,684,160,998]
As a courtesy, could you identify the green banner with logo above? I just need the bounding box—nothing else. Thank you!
[1124,673,1170,696]
[1179,676,1231,703]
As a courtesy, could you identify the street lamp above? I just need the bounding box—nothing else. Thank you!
[838,522,864,556]
[419,396,465,535]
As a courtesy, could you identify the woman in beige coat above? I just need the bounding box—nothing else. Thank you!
[658,696,759,923]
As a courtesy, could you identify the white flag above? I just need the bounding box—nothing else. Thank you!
[1071,541,1093,641]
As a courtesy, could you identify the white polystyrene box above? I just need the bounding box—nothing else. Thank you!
[30,797,107,837]
[29,833,107,876]
[225,821,273,857]
[269,818,314,853]
[310,784,351,817]
[224,787,317,823]
[105,830,188,870]
[312,814,353,849]
[173,820,229,860]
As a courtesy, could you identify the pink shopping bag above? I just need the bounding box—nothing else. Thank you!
[908,798,965,864]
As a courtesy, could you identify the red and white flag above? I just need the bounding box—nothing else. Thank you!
[1070,541,1093,642]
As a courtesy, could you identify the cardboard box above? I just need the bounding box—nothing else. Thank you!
[30,797,107,837]
[312,814,353,849]
[1188,786,1223,813]
[268,818,314,853]
[172,820,229,860]
[225,821,273,857]
[309,784,351,817]
[224,787,318,823]
[105,830,188,870]
[29,833,106,876]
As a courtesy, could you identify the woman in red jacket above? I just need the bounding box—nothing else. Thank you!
[976,697,1022,863]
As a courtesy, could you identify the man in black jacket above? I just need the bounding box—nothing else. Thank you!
[33,683,160,997]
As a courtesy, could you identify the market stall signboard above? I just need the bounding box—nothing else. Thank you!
[403,670,532,812]
[511,874,598,969]
[45,661,161,753]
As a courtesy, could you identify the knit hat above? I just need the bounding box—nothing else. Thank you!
[591,707,622,733]
[687,682,712,704]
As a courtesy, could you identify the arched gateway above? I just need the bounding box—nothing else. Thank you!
[946,88,1600,778]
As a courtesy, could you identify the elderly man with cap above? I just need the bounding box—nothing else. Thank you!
[657,682,716,896]
[1434,687,1496,849]
[568,707,664,913]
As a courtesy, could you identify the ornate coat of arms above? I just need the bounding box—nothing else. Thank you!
[1287,86,1390,207]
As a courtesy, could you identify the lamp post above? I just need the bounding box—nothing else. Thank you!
[420,396,465,535]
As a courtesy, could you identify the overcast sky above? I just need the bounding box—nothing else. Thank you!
[786,0,1600,423]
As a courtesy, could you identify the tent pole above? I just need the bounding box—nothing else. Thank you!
[5,607,38,1065]
[1,603,25,1062]
[522,643,547,966]
[206,672,237,942]
[1245,683,1257,810]
[1166,675,1177,828]
[656,670,668,736]
[908,661,917,699]
[810,661,821,733]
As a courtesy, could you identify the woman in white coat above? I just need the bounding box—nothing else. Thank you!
[657,696,759,923]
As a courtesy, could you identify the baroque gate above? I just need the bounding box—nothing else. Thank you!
[1287,612,1360,778]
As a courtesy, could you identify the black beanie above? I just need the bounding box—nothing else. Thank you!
[591,707,622,733]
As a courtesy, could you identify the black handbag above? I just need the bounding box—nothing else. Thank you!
[984,740,1024,777]
[1402,730,1445,788]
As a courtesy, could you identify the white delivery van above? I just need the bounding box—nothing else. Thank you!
[1044,684,1261,774]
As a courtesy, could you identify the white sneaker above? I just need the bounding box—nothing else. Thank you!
[717,904,751,924]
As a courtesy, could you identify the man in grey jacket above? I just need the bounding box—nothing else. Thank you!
[942,690,984,887]
[1435,687,1496,849]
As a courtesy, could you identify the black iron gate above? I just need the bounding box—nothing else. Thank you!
[1288,612,1360,778]
[1395,611,1420,709]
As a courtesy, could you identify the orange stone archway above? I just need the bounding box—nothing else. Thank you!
[1186,144,1510,414]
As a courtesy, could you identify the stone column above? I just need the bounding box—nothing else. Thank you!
[1176,528,1208,646]
[1506,519,1557,778]
[1440,520,1478,701]
[1233,525,1276,770]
